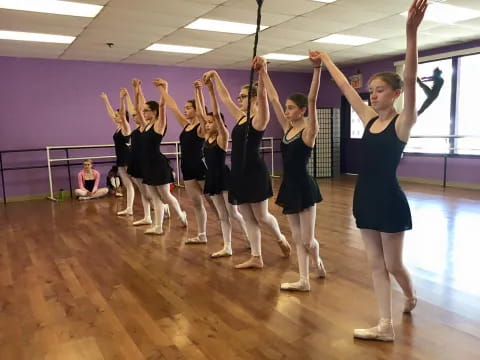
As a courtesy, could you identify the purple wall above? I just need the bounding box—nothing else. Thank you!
[317,40,480,186]
[2,39,479,200]
[0,56,311,199]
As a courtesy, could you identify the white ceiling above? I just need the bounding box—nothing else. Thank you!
[0,0,479,71]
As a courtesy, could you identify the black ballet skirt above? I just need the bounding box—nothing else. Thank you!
[142,126,174,186]
[127,128,144,179]
[353,115,412,233]
[203,139,230,196]
[276,129,322,214]
[229,117,273,204]
[179,123,206,181]
[113,129,130,167]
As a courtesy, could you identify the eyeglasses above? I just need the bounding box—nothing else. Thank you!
[236,94,248,101]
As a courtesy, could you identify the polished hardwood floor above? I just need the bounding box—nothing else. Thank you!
[1,176,479,360]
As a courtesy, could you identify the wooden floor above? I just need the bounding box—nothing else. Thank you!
[1,176,480,360]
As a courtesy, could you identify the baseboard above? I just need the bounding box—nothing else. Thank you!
[399,176,480,190]
[3,192,73,203]
[398,176,443,186]
[445,181,480,190]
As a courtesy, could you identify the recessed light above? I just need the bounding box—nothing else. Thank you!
[0,30,75,43]
[314,34,378,46]
[146,44,212,55]
[264,53,309,61]
[185,18,268,35]
[0,0,103,18]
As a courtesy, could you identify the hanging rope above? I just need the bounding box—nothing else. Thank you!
[243,0,264,172]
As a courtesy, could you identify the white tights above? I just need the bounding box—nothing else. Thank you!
[237,199,284,257]
[117,166,135,211]
[145,185,166,228]
[360,229,415,320]
[131,177,152,221]
[286,206,319,283]
[152,184,184,220]
[210,191,249,252]
[184,180,207,236]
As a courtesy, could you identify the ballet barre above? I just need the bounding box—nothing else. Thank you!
[46,143,180,201]
[45,137,277,201]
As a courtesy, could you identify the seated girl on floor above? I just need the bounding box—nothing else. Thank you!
[74,159,109,200]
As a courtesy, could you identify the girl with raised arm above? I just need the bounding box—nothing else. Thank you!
[314,0,426,341]
[155,78,209,244]
[259,54,326,291]
[203,61,291,269]
[194,79,250,258]
[132,78,187,235]
[100,90,136,215]
[125,83,155,228]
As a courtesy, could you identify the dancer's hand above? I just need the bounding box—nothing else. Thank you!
[406,0,427,34]
[100,92,107,100]
[193,80,203,88]
[309,50,322,68]
[131,78,141,88]
[203,70,217,84]
[310,50,330,63]
[153,78,167,89]
[252,56,267,72]
[205,80,214,90]
[119,88,127,98]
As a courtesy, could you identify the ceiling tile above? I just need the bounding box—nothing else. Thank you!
[221,0,326,16]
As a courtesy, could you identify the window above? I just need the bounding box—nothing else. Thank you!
[350,100,368,139]
[396,50,480,156]
[455,53,480,155]
[405,58,453,153]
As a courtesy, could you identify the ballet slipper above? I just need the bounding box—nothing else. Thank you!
[353,318,395,342]
[133,218,152,226]
[144,226,164,235]
[403,295,417,313]
[117,208,133,216]
[235,256,264,269]
[185,234,207,244]
[310,256,327,279]
[277,235,291,258]
[210,248,233,258]
[280,280,310,292]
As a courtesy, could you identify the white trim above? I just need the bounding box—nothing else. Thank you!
[393,46,480,66]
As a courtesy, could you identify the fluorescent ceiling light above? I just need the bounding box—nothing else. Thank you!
[185,18,268,34]
[400,3,480,24]
[264,53,308,61]
[314,34,378,46]
[0,30,75,43]
[146,44,212,54]
[0,0,103,18]
[312,0,337,3]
